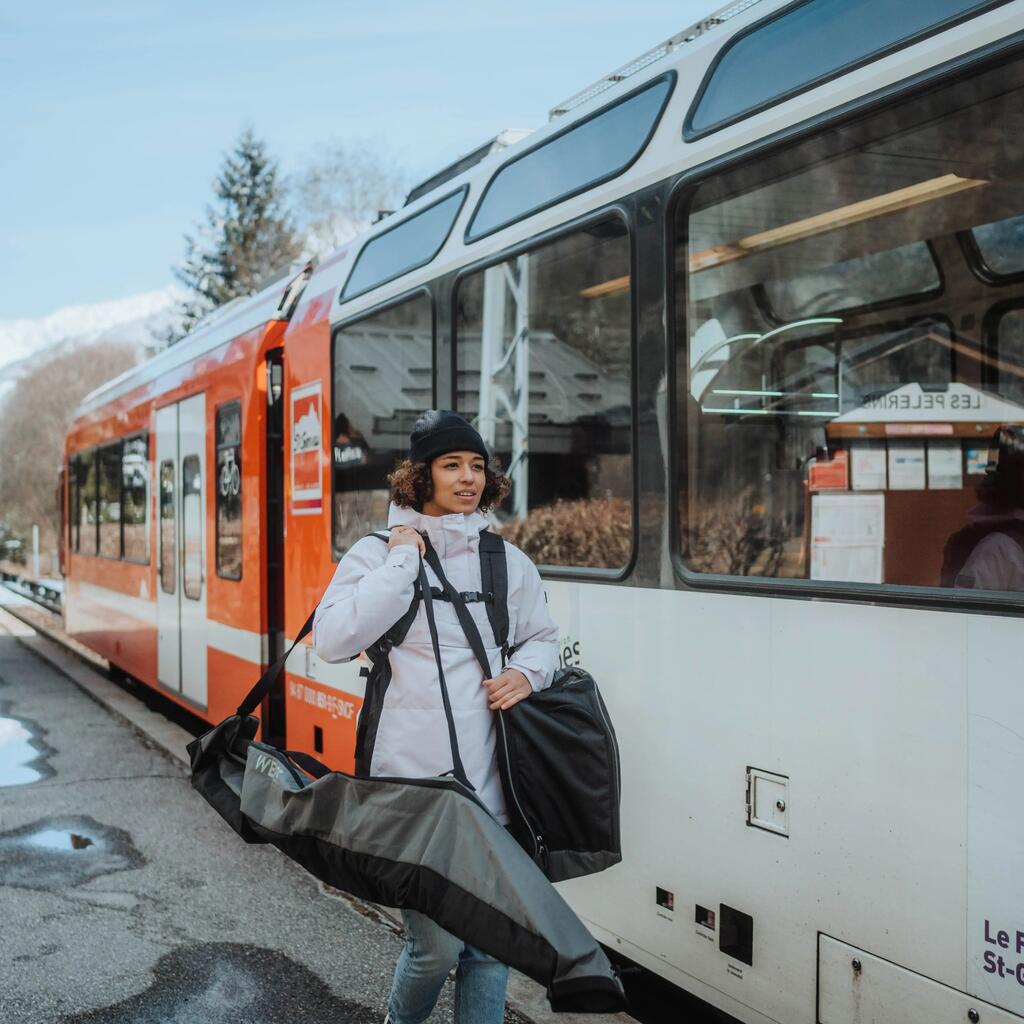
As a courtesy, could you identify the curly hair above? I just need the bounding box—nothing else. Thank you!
[388,457,511,512]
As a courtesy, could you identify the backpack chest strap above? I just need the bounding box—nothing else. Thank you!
[421,585,493,605]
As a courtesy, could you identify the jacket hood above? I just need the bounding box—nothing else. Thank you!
[387,502,490,557]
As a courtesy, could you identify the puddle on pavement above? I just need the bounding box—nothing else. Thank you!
[0,816,144,890]
[0,702,56,785]
[61,943,380,1024]
[25,829,95,851]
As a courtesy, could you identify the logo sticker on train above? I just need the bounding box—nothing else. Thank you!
[290,381,323,516]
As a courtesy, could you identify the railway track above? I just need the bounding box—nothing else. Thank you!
[0,568,62,614]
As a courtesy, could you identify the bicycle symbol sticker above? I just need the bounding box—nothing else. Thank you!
[219,448,241,498]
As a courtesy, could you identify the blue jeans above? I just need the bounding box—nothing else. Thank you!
[387,909,509,1024]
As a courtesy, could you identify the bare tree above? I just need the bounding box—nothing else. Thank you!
[291,140,408,257]
[0,340,140,572]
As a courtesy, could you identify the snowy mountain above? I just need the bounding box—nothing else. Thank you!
[0,287,182,394]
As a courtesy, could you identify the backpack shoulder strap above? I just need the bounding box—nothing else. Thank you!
[365,532,419,651]
[478,529,510,661]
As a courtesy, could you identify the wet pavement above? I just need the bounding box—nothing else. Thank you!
[0,703,56,785]
[59,943,382,1024]
[0,632,532,1024]
[0,815,144,890]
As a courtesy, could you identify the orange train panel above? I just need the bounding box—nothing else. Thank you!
[278,280,364,771]
[285,676,362,770]
[63,292,293,725]
[60,263,367,764]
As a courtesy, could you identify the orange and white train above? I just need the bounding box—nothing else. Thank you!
[65,3,1024,1022]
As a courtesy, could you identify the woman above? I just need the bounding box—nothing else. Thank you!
[312,409,559,1024]
[942,424,1024,591]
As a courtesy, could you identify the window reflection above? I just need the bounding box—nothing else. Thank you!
[182,455,202,600]
[122,435,149,564]
[159,461,175,595]
[677,56,1024,595]
[342,191,465,301]
[687,0,998,137]
[98,443,122,559]
[331,294,433,557]
[972,214,1024,278]
[995,308,1024,408]
[457,219,632,568]
[469,77,672,240]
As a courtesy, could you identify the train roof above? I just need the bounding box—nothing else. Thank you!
[294,0,1018,327]
[72,270,303,421]
[294,0,777,319]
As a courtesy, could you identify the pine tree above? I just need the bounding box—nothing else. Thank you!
[169,128,302,340]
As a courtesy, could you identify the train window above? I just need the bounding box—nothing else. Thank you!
[159,461,175,594]
[685,0,1004,139]
[762,242,940,321]
[122,434,149,564]
[467,75,673,242]
[98,441,122,559]
[68,454,82,553]
[972,214,1024,279]
[77,450,98,556]
[675,54,1024,596]
[994,308,1024,408]
[341,189,466,302]
[331,292,433,558]
[182,455,202,600]
[215,401,242,580]
[456,217,633,570]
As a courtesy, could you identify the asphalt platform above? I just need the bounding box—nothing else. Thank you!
[0,603,621,1024]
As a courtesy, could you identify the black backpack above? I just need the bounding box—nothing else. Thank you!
[422,533,622,884]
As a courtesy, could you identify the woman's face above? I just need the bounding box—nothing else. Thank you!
[423,450,485,516]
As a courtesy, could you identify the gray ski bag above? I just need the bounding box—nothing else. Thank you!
[187,560,625,1013]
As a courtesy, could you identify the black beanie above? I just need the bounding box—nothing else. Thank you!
[409,410,488,465]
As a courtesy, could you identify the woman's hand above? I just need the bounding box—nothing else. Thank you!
[388,525,425,555]
[483,668,532,711]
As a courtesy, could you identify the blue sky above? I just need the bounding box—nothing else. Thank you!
[0,2,709,320]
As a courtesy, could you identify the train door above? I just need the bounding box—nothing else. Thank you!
[155,394,208,707]
[263,349,286,745]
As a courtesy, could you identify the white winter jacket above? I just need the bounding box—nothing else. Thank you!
[312,503,559,822]
[956,505,1024,592]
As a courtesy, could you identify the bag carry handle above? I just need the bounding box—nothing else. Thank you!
[418,556,472,790]
[236,608,316,718]
[286,749,331,780]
